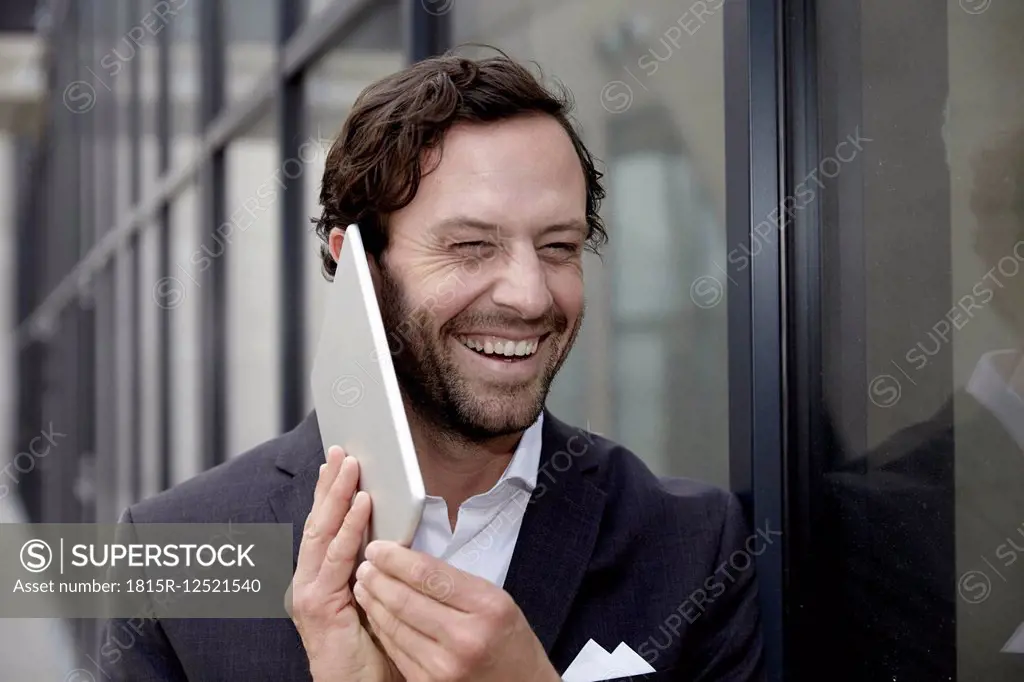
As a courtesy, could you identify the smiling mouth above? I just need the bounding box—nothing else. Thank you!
[455,334,549,362]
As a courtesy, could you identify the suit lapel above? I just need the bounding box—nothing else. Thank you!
[266,411,325,568]
[503,412,606,653]
[267,409,608,655]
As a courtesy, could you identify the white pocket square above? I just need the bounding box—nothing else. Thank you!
[1001,620,1024,654]
[561,639,657,682]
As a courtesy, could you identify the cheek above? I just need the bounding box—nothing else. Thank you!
[406,270,486,327]
[548,269,584,318]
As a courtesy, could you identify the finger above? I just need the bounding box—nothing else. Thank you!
[295,455,360,585]
[366,610,428,682]
[355,581,441,680]
[310,446,345,520]
[366,541,479,613]
[317,490,372,591]
[292,452,339,586]
[355,560,459,643]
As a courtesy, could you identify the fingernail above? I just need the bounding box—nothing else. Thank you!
[318,464,327,477]
[353,581,366,601]
[365,541,381,561]
[355,560,371,580]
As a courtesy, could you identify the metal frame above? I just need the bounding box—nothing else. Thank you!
[780,1,822,679]
[157,0,173,491]
[724,0,785,680]
[783,0,956,678]
[278,0,305,431]
[407,0,450,61]
[198,0,227,469]
[127,0,143,502]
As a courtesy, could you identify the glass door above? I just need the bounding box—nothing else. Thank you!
[788,1,1024,679]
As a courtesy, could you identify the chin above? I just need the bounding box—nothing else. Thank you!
[454,385,547,438]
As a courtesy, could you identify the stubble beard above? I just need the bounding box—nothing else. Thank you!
[376,261,582,443]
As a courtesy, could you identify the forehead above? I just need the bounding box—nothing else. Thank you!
[407,115,587,232]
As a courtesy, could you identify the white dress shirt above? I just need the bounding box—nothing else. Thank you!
[966,349,1024,450]
[965,349,1024,654]
[410,412,543,588]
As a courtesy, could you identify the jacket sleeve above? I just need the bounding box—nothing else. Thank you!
[690,492,767,682]
[95,506,190,681]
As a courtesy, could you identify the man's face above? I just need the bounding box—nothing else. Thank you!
[970,142,1024,340]
[376,114,587,441]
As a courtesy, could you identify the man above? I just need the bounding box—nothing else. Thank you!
[819,129,1024,681]
[100,53,764,681]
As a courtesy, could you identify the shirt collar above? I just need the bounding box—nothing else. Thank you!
[501,411,544,492]
[422,412,545,503]
[966,349,1024,450]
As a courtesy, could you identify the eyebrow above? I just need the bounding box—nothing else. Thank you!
[431,217,588,237]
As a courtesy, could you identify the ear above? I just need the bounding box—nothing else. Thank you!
[328,227,345,263]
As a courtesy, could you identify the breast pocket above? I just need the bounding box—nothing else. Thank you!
[594,671,676,681]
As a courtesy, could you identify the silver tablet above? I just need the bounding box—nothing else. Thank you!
[310,223,426,546]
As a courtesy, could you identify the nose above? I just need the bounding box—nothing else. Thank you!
[490,244,553,320]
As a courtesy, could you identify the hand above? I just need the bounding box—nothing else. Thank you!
[352,542,560,682]
[288,447,402,682]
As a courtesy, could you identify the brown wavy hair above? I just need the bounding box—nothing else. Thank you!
[312,49,607,279]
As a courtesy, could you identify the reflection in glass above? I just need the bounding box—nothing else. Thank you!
[810,2,1024,680]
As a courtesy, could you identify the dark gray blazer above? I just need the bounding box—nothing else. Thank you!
[97,411,764,681]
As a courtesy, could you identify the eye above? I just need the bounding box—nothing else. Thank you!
[451,240,500,259]
[542,242,580,254]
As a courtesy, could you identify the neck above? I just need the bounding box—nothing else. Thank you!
[404,406,526,520]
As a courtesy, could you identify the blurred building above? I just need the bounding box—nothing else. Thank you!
[3,0,1024,680]
[9,0,733,535]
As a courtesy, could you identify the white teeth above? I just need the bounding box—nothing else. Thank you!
[458,336,540,358]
